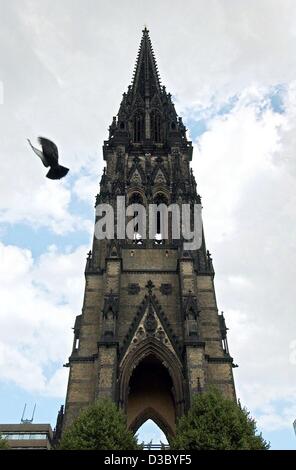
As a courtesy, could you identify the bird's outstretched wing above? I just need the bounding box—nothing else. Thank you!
[38,137,59,164]
[27,139,49,167]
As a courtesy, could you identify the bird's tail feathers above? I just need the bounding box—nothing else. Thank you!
[46,165,69,180]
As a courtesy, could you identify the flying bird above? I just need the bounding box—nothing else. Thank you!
[28,137,69,180]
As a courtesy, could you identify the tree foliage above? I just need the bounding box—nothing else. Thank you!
[59,399,141,450]
[170,388,269,450]
[0,434,9,449]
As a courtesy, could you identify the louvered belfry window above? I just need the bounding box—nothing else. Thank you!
[151,110,161,142]
[133,112,144,142]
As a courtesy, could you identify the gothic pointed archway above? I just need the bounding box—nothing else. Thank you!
[136,418,168,446]
[118,337,185,438]
[131,407,172,439]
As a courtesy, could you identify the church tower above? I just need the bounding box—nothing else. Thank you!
[62,28,236,438]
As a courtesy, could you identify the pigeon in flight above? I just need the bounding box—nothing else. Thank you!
[28,137,69,180]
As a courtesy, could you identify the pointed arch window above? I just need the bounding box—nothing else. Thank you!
[151,110,162,143]
[187,307,198,337]
[153,193,168,242]
[128,192,145,243]
[104,307,115,337]
[133,112,144,142]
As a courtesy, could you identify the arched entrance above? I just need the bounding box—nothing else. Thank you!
[128,354,175,437]
[119,337,185,439]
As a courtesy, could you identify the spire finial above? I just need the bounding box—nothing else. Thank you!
[131,27,161,96]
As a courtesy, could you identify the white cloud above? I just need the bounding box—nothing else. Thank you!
[257,402,296,432]
[0,176,73,233]
[73,174,99,206]
[0,242,87,397]
[193,83,296,432]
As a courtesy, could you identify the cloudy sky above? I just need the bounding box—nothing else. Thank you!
[0,0,296,449]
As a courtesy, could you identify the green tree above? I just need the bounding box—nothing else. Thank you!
[0,434,9,449]
[170,388,269,450]
[59,399,141,450]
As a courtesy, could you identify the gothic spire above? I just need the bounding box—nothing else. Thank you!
[131,27,161,100]
[105,28,192,150]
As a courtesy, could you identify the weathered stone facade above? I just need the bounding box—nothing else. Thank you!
[61,28,236,438]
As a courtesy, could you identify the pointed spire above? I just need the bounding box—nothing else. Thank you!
[107,28,192,150]
[131,27,161,100]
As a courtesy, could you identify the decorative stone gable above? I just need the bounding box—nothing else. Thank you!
[121,299,175,364]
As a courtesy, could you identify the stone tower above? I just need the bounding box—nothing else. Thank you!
[62,28,236,438]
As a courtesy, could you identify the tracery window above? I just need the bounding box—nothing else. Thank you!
[133,112,144,142]
[151,110,162,142]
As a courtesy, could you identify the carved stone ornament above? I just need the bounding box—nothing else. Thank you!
[128,283,141,295]
[144,306,157,334]
[160,283,172,296]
